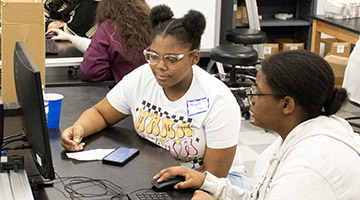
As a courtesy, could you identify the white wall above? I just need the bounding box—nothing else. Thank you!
[145,0,221,52]
[316,0,331,56]
[317,0,326,15]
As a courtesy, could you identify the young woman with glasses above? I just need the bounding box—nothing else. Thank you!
[61,5,250,190]
[153,50,360,200]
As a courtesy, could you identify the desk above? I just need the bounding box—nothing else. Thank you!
[7,86,193,199]
[311,15,360,55]
[0,40,84,68]
[0,41,115,87]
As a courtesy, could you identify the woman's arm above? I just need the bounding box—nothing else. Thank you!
[61,97,128,151]
[202,146,237,177]
[80,23,114,82]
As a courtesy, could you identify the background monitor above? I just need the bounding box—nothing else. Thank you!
[13,41,55,180]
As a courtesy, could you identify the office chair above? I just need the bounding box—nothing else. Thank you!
[206,28,266,119]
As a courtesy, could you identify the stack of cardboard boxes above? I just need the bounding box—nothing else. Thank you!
[263,38,305,59]
[321,38,351,87]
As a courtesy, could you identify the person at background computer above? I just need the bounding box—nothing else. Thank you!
[47,0,151,83]
[45,0,99,51]
[60,5,250,190]
[152,50,360,200]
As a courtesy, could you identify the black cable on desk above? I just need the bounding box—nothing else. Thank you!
[54,172,127,200]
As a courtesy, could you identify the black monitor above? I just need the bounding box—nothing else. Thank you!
[13,41,55,180]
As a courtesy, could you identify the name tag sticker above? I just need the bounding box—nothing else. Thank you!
[187,97,209,116]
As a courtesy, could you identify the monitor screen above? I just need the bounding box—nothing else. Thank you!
[13,41,55,180]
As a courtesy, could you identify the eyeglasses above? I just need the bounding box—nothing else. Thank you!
[143,48,197,67]
[246,85,286,105]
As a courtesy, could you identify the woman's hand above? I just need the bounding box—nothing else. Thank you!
[47,21,66,30]
[46,28,74,42]
[61,125,85,151]
[153,166,206,189]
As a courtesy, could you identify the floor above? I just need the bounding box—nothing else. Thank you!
[238,100,360,185]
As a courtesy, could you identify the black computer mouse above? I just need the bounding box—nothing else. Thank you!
[151,176,185,191]
[45,33,57,39]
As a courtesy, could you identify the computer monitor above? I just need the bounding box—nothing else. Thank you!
[13,41,55,180]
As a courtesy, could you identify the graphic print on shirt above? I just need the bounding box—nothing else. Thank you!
[135,100,203,169]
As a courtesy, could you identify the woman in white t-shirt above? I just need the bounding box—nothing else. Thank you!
[61,4,249,190]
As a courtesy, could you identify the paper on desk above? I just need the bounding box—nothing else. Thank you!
[66,149,115,161]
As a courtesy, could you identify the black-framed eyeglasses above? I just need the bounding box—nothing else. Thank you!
[143,48,197,67]
[246,85,286,105]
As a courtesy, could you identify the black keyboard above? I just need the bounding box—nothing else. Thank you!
[128,192,171,200]
[46,39,58,55]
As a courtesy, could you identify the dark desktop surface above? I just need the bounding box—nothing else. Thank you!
[0,39,115,88]
[311,15,360,34]
[6,86,193,199]
[0,39,83,57]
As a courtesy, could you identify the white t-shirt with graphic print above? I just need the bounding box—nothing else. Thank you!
[106,63,244,173]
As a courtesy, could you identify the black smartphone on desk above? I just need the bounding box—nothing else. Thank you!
[102,147,139,166]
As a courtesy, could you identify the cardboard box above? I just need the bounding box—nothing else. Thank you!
[263,43,279,59]
[1,0,45,103]
[274,38,305,51]
[321,38,351,57]
[236,5,248,23]
[324,54,349,86]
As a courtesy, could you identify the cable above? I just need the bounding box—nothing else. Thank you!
[3,132,25,141]
[54,172,127,200]
[2,143,31,151]
[1,137,27,149]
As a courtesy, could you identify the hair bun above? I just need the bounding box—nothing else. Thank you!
[182,10,206,39]
[150,4,174,28]
[323,87,348,115]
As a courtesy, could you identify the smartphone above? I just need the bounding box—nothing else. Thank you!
[102,147,140,166]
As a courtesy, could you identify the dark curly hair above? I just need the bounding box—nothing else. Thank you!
[261,50,348,120]
[149,4,206,50]
[95,0,151,62]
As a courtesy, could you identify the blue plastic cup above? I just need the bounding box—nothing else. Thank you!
[45,93,64,129]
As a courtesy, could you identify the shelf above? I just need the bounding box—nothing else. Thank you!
[236,17,311,28]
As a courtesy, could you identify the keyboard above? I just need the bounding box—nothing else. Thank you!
[46,39,58,55]
[128,192,172,200]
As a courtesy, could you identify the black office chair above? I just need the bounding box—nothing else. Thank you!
[207,28,266,119]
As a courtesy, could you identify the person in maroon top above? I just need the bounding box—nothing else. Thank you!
[80,0,151,83]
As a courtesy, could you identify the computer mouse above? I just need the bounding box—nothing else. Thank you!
[151,176,185,191]
[45,33,57,39]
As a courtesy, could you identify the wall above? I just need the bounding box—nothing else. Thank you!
[145,0,221,52]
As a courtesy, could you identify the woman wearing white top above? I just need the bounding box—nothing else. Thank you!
[153,50,360,200]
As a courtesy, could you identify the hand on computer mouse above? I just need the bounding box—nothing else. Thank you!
[151,175,185,191]
[153,166,206,190]
[46,29,74,42]
[46,34,56,39]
